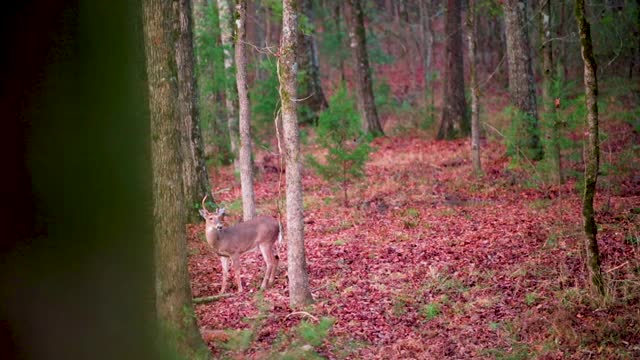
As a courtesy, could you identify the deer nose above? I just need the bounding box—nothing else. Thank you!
[216,224,223,230]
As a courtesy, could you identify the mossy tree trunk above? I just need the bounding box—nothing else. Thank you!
[345,0,384,137]
[279,0,314,309]
[142,0,210,357]
[217,0,240,169]
[235,0,256,221]
[177,0,212,222]
[575,0,605,297]
[467,0,481,173]
[438,0,469,140]
[504,0,543,160]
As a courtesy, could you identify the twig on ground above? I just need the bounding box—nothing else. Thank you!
[605,261,629,274]
[193,293,233,304]
[285,311,319,322]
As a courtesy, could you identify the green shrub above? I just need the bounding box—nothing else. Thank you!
[307,84,371,206]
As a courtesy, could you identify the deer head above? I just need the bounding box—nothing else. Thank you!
[200,195,225,230]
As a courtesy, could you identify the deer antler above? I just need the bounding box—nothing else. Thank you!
[201,195,209,213]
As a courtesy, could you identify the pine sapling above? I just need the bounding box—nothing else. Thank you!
[307,85,371,206]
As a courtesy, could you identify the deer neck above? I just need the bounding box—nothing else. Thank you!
[205,224,223,249]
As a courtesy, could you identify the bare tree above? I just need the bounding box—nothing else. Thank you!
[235,0,256,221]
[467,0,481,173]
[177,0,212,222]
[438,0,469,139]
[540,0,563,184]
[218,0,240,168]
[419,0,436,124]
[280,0,314,308]
[142,0,210,356]
[345,0,385,137]
[503,0,543,160]
[298,0,328,123]
[576,0,605,297]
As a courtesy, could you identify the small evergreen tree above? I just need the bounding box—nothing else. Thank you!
[308,85,371,206]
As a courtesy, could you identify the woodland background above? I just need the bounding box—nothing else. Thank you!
[0,0,639,359]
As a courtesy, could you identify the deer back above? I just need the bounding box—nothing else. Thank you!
[212,216,279,257]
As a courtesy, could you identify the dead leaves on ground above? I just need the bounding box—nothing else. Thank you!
[188,136,640,359]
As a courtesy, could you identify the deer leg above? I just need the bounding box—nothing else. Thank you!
[219,256,230,294]
[230,254,242,293]
[259,244,275,289]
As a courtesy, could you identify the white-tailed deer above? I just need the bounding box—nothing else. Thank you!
[199,196,281,294]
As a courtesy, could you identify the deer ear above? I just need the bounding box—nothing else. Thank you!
[198,209,208,219]
[217,208,226,216]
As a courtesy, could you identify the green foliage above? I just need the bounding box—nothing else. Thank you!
[503,106,543,162]
[590,3,639,75]
[373,78,394,114]
[297,317,334,347]
[307,85,371,206]
[316,6,350,70]
[194,1,233,166]
[262,0,283,22]
[420,302,441,321]
[250,58,280,147]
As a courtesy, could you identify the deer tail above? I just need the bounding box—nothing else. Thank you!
[275,221,283,261]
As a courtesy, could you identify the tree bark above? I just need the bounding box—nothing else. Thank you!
[280,0,314,309]
[345,0,384,137]
[142,0,210,357]
[419,0,435,124]
[298,0,328,123]
[540,0,563,184]
[504,0,543,160]
[438,0,469,139]
[177,0,212,222]
[217,0,240,168]
[467,0,481,173]
[576,0,605,297]
[235,0,256,221]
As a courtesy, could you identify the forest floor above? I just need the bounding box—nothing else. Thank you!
[188,115,640,359]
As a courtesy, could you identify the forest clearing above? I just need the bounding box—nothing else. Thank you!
[189,84,640,358]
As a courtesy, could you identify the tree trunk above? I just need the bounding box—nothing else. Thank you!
[467,0,481,174]
[235,0,256,221]
[438,0,469,139]
[540,0,563,184]
[576,0,605,297]
[298,0,328,123]
[177,0,212,222]
[345,0,385,137]
[217,0,240,168]
[419,0,435,124]
[335,2,347,82]
[280,0,314,309]
[504,0,543,160]
[141,0,210,357]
